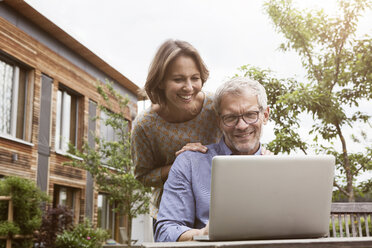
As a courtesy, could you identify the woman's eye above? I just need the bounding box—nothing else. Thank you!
[174,78,183,82]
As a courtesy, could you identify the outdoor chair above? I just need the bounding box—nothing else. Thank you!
[330,202,372,237]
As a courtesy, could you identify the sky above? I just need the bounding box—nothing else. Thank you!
[24,0,371,180]
[24,0,371,93]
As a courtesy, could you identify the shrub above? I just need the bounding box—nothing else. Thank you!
[55,220,109,248]
[34,204,74,248]
[0,176,49,248]
[0,221,19,236]
[0,239,33,248]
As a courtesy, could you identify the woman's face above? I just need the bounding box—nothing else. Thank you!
[162,55,202,112]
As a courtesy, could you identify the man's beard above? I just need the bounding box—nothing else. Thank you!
[226,127,263,155]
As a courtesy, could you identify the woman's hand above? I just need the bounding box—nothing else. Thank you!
[175,142,208,156]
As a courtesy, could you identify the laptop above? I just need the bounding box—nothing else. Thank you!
[194,155,335,241]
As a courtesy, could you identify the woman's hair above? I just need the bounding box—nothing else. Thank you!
[144,39,209,105]
[213,77,268,115]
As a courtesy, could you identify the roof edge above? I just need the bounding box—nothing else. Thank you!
[3,0,142,99]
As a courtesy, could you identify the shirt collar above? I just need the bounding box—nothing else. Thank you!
[217,137,262,156]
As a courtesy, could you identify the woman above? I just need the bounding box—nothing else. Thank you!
[131,39,222,219]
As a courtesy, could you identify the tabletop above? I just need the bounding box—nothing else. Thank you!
[142,237,372,248]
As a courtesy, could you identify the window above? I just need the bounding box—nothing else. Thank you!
[55,86,80,152]
[97,193,126,241]
[100,110,117,142]
[98,112,129,241]
[100,110,122,166]
[97,193,114,231]
[100,108,130,142]
[0,55,32,141]
[100,108,131,148]
[53,185,80,223]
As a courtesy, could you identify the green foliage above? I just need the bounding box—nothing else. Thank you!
[65,81,151,246]
[0,236,33,248]
[55,220,109,248]
[11,239,33,248]
[237,0,372,201]
[0,221,20,236]
[237,65,309,155]
[0,176,49,233]
[0,176,49,248]
[360,179,372,196]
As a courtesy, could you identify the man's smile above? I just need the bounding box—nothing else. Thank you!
[234,129,255,139]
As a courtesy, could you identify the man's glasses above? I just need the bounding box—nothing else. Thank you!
[221,111,260,127]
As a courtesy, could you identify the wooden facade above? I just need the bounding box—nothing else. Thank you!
[0,0,140,242]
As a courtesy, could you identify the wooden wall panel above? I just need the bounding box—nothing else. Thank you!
[0,13,136,226]
[48,153,87,185]
[0,140,36,179]
[0,18,37,67]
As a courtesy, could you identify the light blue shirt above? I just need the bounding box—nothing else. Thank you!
[154,138,262,242]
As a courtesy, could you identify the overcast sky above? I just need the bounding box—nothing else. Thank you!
[24,0,370,91]
[24,0,371,165]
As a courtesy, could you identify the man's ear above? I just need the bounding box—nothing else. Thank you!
[263,107,270,125]
[217,115,223,130]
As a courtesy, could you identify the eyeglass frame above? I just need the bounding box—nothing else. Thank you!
[220,110,261,127]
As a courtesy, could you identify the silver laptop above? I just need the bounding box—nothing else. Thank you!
[194,155,335,241]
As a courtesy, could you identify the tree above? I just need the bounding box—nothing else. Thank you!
[66,81,151,246]
[239,0,372,201]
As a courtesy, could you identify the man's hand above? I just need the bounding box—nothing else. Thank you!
[175,142,208,156]
[261,147,273,155]
[177,222,209,241]
[199,222,209,236]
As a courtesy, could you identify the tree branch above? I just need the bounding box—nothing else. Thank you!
[333,181,350,197]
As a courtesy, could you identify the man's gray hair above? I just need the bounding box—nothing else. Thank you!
[213,77,268,115]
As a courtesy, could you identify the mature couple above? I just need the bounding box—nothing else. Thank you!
[131,39,271,242]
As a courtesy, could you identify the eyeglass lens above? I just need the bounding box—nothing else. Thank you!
[223,111,259,127]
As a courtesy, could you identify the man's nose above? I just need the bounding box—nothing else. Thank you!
[235,117,249,129]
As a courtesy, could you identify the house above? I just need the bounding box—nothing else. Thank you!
[0,0,151,243]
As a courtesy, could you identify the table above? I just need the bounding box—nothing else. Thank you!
[142,237,372,248]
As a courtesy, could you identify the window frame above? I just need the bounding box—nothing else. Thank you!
[0,53,33,142]
[53,184,81,224]
[54,84,81,153]
[97,192,126,241]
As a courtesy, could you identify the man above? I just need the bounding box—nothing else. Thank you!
[154,77,271,242]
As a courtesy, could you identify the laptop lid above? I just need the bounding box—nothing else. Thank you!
[208,155,335,241]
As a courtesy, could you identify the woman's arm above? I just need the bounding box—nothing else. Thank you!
[161,165,172,183]
[131,122,165,187]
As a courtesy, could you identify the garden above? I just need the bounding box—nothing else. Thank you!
[0,176,109,248]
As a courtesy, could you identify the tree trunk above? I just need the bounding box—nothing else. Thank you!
[127,216,132,247]
[336,124,355,202]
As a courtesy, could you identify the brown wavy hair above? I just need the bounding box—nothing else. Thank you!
[144,39,209,106]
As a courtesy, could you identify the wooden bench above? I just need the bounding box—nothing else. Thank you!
[330,202,372,237]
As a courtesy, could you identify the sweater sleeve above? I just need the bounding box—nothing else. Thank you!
[131,118,163,188]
